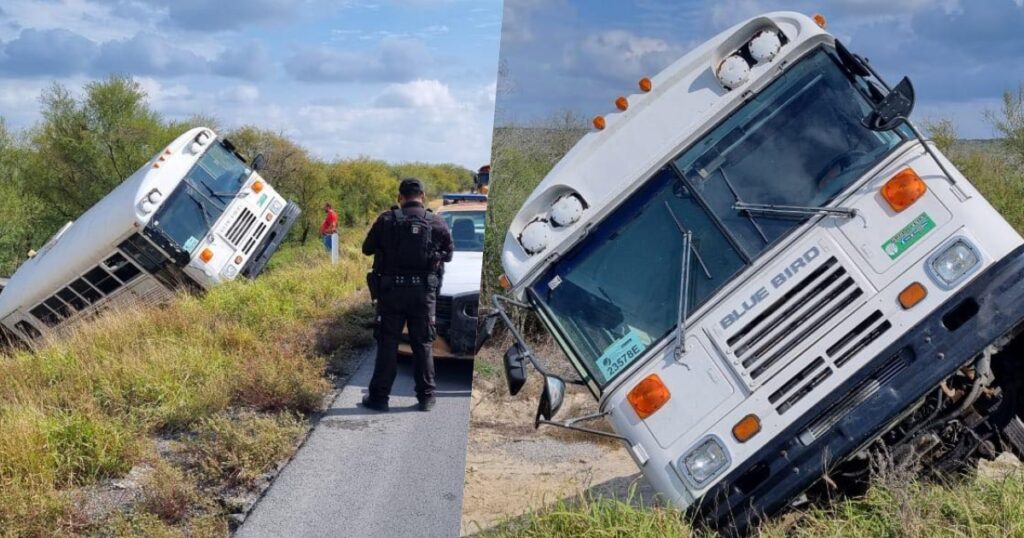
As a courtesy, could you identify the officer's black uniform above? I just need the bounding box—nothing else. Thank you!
[361,178,453,412]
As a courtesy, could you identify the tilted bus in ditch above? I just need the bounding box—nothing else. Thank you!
[486,12,1024,532]
[0,127,300,344]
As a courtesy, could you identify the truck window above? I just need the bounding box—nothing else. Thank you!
[83,267,121,295]
[531,167,745,386]
[104,253,141,283]
[674,48,905,258]
[70,278,103,304]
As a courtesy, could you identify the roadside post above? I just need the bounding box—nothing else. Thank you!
[330,232,339,264]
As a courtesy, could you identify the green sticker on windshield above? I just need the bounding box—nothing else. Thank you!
[183,236,199,253]
[882,212,935,260]
[596,328,649,382]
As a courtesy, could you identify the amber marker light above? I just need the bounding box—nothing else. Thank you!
[882,168,927,212]
[813,13,827,28]
[732,414,762,443]
[628,374,671,419]
[499,274,512,289]
[252,180,265,193]
[615,96,629,111]
[639,78,653,92]
[593,115,606,130]
[899,282,928,309]
[234,255,243,265]
[200,248,214,263]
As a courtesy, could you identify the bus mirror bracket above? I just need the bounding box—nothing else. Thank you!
[535,411,649,465]
[490,293,587,393]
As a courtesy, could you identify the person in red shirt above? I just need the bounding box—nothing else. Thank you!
[321,203,339,252]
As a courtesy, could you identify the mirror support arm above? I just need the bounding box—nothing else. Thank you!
[537,412,650,465]
[491,294,552,377]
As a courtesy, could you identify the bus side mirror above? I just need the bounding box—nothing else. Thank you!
[535,375,566,427]
[864,76,915,132]
[252,153,267,172]
[503,343,529,396]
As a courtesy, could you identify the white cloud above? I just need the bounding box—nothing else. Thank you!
[218,84,260,105]
[293,81,494,166]
[565,29,681,81]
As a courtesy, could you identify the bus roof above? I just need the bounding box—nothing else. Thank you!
[501,12,831,290]
[0,127,218,321]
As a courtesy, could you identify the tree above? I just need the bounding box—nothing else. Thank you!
[25,75,170,229]
[0,121,45,275]
[987,84,1024,164]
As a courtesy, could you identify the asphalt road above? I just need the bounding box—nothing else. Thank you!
[236,347,474,538]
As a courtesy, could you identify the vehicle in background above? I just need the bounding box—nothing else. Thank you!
[401,192,486,359]
[473,165,491,194]
[0,127,301,345]
[485,12,1024,532]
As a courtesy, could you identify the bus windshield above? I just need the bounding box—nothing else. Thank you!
[530,47,906,388]
[441,210,486,252]
[150,142,250,254]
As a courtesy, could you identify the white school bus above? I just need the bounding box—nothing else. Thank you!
[0,127,300,344]
[487,12,1024,532]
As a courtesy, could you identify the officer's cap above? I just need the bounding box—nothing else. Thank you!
[399,177,425,196]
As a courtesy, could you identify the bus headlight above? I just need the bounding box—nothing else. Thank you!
[679,436,730,487]
[550,194,585,227]
[270,200,285,214]
[717,55,750,90]
[748,29,781,63]
[519,220,551,254]
[929,239,980,288]
[222,264,238,279]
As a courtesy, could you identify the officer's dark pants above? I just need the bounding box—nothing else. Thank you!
[368,285,437,404]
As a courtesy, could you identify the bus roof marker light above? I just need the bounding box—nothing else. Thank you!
[615,96,629,111]
[717,55,750,90]
[813,13,827,28]
[748,29,782,63]
[639,78,652,92]
[519,220,551,254]
[592,115,606,130]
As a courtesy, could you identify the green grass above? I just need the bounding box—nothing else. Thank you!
[0,229,373,537]
[481,474,1024,538]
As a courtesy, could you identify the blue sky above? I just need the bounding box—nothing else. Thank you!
[496,0,1024,138]
[0,0,502,167]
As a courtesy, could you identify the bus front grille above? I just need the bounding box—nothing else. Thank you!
[226,209,257,246]
[728,256,865,382]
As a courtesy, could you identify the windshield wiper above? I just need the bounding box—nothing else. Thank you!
[719,169,769,243]
[664,203,701,358]
[733,201,858,220]
[663,202,712,280]
[193,179,238,202]
[186,188,215,229]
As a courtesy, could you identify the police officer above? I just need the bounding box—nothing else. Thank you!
[361,178,453,412]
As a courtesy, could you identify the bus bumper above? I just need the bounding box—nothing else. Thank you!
[241,201,301,279]
[694,243,1024,533]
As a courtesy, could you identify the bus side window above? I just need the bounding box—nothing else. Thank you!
[14,320,41,340]
[29,304,60,327]
[57,287,88,312]
[104,253,142,283]
[70,278,102,304]
[84,267,121,295]
[44,296,72,319]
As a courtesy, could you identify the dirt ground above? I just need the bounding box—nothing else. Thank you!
[459,340,658,536]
